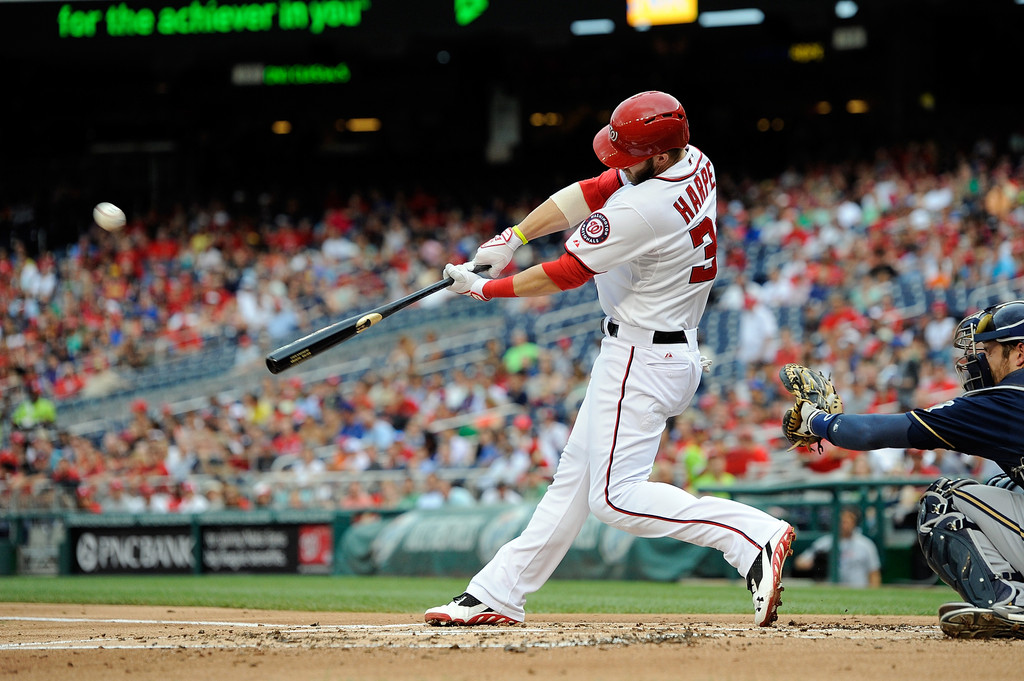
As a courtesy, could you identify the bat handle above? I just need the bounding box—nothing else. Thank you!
[443,262,490,285]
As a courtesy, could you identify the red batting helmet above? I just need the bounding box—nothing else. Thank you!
[592,91,690,169]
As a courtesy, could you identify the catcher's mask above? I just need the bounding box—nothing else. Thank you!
[953,300,1024,391]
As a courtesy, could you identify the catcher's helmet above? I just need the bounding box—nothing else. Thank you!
[972,301,1024,344]
[592,91,690,169]
[953,300,1024,391]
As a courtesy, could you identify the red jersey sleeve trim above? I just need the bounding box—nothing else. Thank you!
[578,168,624,212]
[542,252,596,290]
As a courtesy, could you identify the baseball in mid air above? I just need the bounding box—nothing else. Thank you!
[93,202,126,231]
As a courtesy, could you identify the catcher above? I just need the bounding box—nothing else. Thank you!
[779,300,1024,640]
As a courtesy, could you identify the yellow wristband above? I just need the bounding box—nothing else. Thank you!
[511,225,528,245]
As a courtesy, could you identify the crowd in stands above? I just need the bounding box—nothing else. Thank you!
[1,136,1023,519]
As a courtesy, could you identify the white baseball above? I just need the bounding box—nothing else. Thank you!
[93,202,126,231]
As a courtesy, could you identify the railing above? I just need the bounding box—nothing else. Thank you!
[697,476,938,583]
[0,467,502,514]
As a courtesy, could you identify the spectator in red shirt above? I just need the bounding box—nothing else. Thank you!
[75,485,102,513]
[51,457,82,490]
[722,427,772,478]
[904,448,941,477]
[798,444,854,475]
[271,418,305,457]
[819,292,870,338]
[340,481,377,509]
[773,327,806,367]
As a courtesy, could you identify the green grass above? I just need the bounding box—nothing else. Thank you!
[0,575,956,616]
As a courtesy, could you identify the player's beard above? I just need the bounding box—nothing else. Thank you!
[625,158,656,185]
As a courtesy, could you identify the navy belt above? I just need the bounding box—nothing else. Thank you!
[604,321,688,345]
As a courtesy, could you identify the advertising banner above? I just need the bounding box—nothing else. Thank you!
[17,517,66,576]
[69,524,194,574]
[67,518,334,575]
[367,505,642,579]
[354,505,733,581]
[202,523,333,574]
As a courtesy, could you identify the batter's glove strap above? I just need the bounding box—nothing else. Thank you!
[471,226,527,278]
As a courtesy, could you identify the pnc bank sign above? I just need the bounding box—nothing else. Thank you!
[72,528,195,574]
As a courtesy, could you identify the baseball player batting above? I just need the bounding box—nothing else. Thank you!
[780,300,1024,639]
[425,91,795,628]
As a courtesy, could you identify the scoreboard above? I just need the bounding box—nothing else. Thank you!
[1,0,1020,223]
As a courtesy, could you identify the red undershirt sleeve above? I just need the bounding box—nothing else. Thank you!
[481,254,594,298]
[541,252,596,291]
[481,276,516,298]
[577,169,624,211]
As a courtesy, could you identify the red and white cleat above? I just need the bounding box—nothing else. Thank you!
[747,523,795,627]
[424,592,520,626]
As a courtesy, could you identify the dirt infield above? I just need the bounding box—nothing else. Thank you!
[1,603,1020,681]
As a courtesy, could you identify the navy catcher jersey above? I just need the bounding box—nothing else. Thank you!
[908,369,1024,485]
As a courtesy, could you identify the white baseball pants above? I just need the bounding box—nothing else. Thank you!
[468,332,786,621]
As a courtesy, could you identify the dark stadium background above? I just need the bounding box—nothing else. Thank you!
[2,0,1021,252]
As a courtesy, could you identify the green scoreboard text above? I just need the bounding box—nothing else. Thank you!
[57,0,371,37]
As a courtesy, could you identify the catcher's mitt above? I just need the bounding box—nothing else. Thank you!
[779,363,844,451]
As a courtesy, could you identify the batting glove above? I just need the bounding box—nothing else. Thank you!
[471,226,527,278]
[444,263,490,301]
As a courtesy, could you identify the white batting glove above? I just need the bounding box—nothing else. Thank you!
[444,263,491,301]
[471,226,526,278]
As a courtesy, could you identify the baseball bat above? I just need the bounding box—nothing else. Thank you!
[265,264,487,374]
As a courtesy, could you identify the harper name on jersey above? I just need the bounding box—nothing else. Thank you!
[672,156,716,225]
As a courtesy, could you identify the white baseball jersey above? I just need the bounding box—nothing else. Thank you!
[565,145,718,332]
